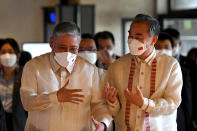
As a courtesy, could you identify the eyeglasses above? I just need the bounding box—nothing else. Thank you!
[78,47,97,52]
[55,46,79,53]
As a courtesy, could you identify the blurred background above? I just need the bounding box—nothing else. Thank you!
[0,0,197,57]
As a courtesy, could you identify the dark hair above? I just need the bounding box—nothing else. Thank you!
[82,33,94,39]
[0,39,6,46]
[52,22,81,42]
[19,51,32,67]
[158,32,174,48]
[132,13,160,36]
[0,38,20,54]
[163,28,180,40]
[187,48,197,60]
[94,31,115,49]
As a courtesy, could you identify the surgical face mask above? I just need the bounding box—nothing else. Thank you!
[158,49,172,56]
[78,51,97,64]
[172,45,180,57]
[128,38,147,56]
[107,50,113,56]
[0,53,17,67]
[54,52,77,68]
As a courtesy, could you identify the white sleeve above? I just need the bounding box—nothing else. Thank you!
[140,62,183,115]
[105,66,120,116]
[20,61,59,112]
[91,67,112,127]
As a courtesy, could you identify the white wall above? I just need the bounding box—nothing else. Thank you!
[0,0,155,55]
[156,0,168,14]
[0,0,59,48]
[95,0,156,55]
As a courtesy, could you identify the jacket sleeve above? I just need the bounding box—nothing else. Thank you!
[105,65,120,117]
[91,67,113,128]
[20,61,58,112]
[140,62,183,115]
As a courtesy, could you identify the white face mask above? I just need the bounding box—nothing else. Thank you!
[157,49,172,56]
[0,53,17,67]
[128,39,147,56]
[78,51,97,64]
[54,52,77,69]
[172,45,180,57]
[107,50,113,56]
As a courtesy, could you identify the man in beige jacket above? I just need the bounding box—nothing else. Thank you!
[105,14,182,131]
[20,22,112,131]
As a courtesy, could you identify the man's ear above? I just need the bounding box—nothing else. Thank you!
[49,37,55,53]
[151,35,158,46]
[49,37,53,48]
[179,41,182,47]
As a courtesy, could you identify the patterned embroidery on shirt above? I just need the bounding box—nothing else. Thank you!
[125,58,157,131]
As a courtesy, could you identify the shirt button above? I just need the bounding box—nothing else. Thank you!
[136,129,139,131]
[137,115,140,119]
[141,72,144,75]
[140,86,142,89]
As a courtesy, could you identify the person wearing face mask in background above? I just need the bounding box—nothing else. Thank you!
[0,38,27,131]
[20,22,112,131]
[155,32,174,56]
[161,28,193,131]
[163,28,188,67]
[78,33,114,131]
[155,32,193,131]
[104,14,183,131]
[94,31,120,70]
[78,33,97,65]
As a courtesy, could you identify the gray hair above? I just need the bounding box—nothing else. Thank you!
[52,22,81,42]
[131,14,160,36]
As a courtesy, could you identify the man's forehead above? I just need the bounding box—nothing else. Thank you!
[130,22,148,35]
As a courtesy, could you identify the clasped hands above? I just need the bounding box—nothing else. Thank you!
[104,82,144,108]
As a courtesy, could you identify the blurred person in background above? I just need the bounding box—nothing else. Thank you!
[78,33,114,131]
[0,38,27,131]
[78,33,97,65]
[186,48,197,130]
[156,32,193,131]
[94,31,120,70]
[19,51,32,68]
[164,28,193,131]
[155,32,174,56]
[163,28,187,66]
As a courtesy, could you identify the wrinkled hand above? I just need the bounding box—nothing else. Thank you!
[124,85,144,107]
[57,80,84,104]
[98,50,115,67]
[92,117,105,131]
[104,82,118,103]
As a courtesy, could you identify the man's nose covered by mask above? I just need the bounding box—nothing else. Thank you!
[157,49,172,56]
[78,51,97,64]
[128,39,147,56]
[0,53,17,67]
[54,52,77,69]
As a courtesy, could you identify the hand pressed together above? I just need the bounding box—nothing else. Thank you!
[104,82,118,103]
